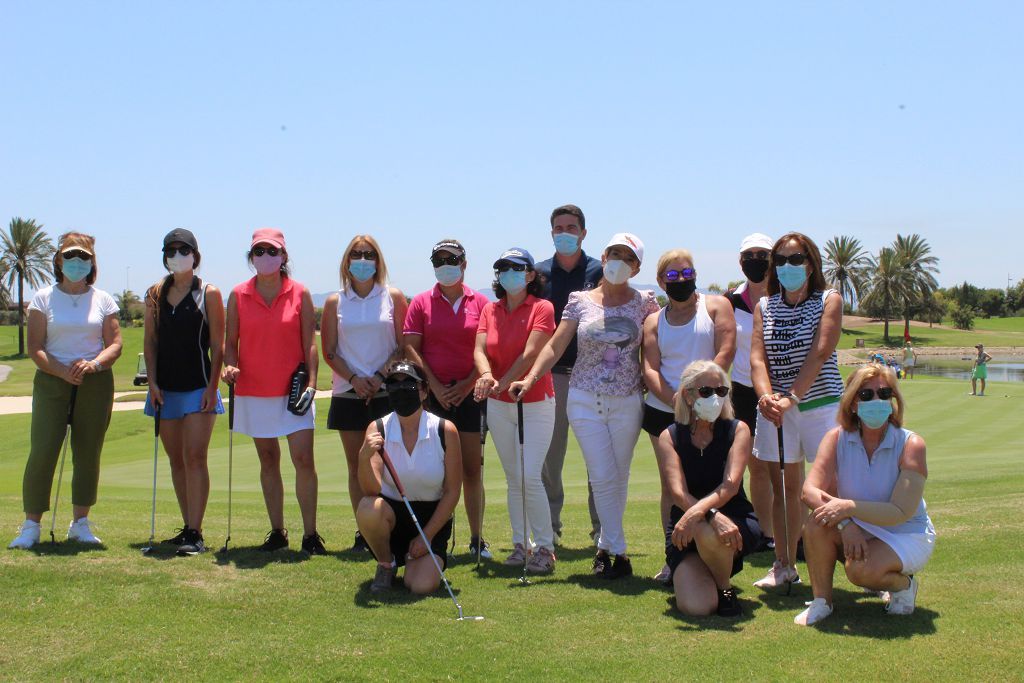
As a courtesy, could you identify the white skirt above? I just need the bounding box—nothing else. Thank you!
[857,518,936,575]
[233,395,315,438]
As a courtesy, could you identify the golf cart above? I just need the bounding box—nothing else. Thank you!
[133,353,149,386]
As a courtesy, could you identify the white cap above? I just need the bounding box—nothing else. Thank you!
[740,233,774,252]
[604,232,645,263]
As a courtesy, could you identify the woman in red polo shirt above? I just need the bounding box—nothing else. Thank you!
[222,228,324,555]
[473,248,557,573]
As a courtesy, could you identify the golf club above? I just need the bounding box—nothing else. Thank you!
[218,383,234,554]
[476,408,487,570]
[517,399,529,585]
[49,385,78,544]
[776,421,795,595]
[141,404,161,555]
[377,443,484,622]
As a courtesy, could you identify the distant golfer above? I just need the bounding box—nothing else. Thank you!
[9,233,122,550]
[796,363,935,626]
[970,344,992,396]
[356,361,462,594]
[142,229,225,555]
[902,341,917,379]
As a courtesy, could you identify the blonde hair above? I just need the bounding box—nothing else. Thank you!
[655,249,694,282]
[837,363,905,431]
[339,234,389,290]
[673,360,735,425]
[53,232,98,285]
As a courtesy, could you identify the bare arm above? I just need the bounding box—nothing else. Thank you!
[496,329,552,396]
[801,428,841,510]
[405,334,449,409]
[708,295,737,371]
[750,302,772,398]
[91,314,123,370]
[508,318,578,399]
[222,292,239,383]
[319,294,356,379]
[653,428,698,511]
[789,291,842,401]
[202,287,226,411]
[300,288,318,390]
[389,287,408,365]
[641,312,675,406]
[143,289,161,400]
[357,421,385,495]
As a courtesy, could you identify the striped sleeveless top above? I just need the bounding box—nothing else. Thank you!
[759,289,843,409]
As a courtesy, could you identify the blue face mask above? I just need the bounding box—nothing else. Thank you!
[776,263,809,291]
[348,259,376,283]
[434,264,463,287]
[498,270,527,294]
[553,233,580,256]
[61,257,92,283]
[856,399,893,429]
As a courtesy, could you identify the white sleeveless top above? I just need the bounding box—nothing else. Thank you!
[645,294,716,412]
[730,282,755,386]
[332,283,398,395]
[379,411,447,502]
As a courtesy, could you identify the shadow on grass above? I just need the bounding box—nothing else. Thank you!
[30,540,108,556]
[128,541,182,561]
[662,590,761,632]
[352,574,462,610]
[212,546,310,569]
[754,586,939,637]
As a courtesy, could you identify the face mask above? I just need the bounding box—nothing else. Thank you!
[253,253,283,276]
[434,264,463,287]
[61,257,92,283]
[553,233,579,256]
[387,386,422,417]
[166,253,195,274]
[603,259,632,285]
[741,259,769,283]
[498,270,527,294]
[856,399,892,429]
[348,259,377,282]
[776,263,809,291]
[693,395,725,422]
[666,280,696,303]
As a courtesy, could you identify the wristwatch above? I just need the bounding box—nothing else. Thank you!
[704,507,719,523]
[92,360,103,371]
[836,518,851,531]
[786,391,800,404]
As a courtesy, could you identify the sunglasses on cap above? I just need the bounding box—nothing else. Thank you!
[774,253,807,266]
[495,262,528,273]
[694,386,730,398]
[664,268,696,282]
[385,378,420,391]
[252,246,281,257]
[349,249,377,261]
[163,245,194,257]
[741,250,769,261]
[431,254,463,267]
[857,387,894,401]
[61,249,92,261]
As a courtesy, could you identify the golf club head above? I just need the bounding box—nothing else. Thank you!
[456,606,484,621]
[518,575,531,585]
[141,546,154,555]
[217,541,229,554]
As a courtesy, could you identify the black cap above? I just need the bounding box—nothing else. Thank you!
[431,239,465,258]
[163,228,198,251]
[385,360,425,383]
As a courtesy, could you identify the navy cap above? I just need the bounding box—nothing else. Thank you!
[493,247,534,269]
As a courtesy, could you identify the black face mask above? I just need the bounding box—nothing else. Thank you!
[741,259,770,283]
[666,280,697,303]
[387,386,422,417]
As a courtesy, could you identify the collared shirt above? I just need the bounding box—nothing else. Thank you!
[332,283,398,395]
[233,276,306,397]
[535,249,603,368]
[404,283,487,383]
[379,410,446,501]
[477,295,556,403]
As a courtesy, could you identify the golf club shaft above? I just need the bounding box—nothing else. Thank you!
[223,383,235,550]
[517,400,528,580]
[776,422,791,569]
[477,409,487,569]
[50,385,79,542]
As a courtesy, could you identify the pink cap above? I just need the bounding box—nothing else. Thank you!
[251,227,286,250]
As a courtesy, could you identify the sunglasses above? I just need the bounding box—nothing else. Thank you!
[495,262,528,273]
[385,379,420,392]
[61,249,92,261]
[349,249,378,261]
[774,253,807,266]
[431,254,463,267]
[163,245,194,257]
[664,268,696,282]
[857,387,894,401]
[695,386,730,398]
[741,250,769,261]
[252,246,281,257]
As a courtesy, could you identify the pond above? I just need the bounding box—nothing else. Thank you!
[909,359,1024,382]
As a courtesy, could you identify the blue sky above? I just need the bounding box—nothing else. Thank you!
[3,2,1021,300]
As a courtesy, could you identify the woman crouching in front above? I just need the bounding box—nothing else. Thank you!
[796,363,935,626]
[653,359,761,617]
[356,361,462,595]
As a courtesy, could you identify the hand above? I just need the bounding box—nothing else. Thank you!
[69,358,93,380]
[366,374,383,395]
[222,365,240,384]
[62,364,84,386]
[428,379,452,411]
[671,508,702,549]
[149,384,164,407]
[291,387,316,415]
[812,492,852,528]
[360,430,384,460]
[407,536,430,561]
[508,377,534,402]
[351,375,375,400]
[841,523,870,562]
[473,375,498,402]
[710,514,743,552]
[444,378,473,407]
[200,385,218,412]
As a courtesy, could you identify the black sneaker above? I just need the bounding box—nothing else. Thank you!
[162,526,189,546]
[469,536,493,560]
[259,528,289,552]
[604,554,633,580]
[302,532,327,556]
[350,531,370,553]
[717,587,742,617]
[177,528,207,556]
[592,549,612,576]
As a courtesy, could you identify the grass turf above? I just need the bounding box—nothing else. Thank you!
[839,316,1024,350]
[1,376,1022,680]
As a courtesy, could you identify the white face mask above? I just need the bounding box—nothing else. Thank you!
[166,253,195,274]
[693,395,725,422]
[603,259,632,285]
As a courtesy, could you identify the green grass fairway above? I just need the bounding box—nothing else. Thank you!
[1,378,1023,680]
[839,316,1024,350]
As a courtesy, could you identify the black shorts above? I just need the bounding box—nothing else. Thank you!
[665,511,761,578]
[370,496,453,569]
[731,382,757,436]
[642,403,675,437]
[424,392,481,434]
[326,392,391,431]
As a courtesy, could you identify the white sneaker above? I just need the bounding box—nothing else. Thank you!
[8,520,41,549]
[886,575,918,615]
[753,560,801,588]
[794,598,833,626]
[67,518,102,544]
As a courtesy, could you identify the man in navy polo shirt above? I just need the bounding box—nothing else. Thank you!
[534,204,604,543]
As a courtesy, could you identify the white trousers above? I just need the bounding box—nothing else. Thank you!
[567,388,643,555]
[487,397,556,551]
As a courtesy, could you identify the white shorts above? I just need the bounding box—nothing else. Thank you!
[856,518,936,575]
[233,395,315,438]
[753,401,838,464]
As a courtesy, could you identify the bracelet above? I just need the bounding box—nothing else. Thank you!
[92,360,103,371]
[348,372,356,382]
[758,393,772,405]
[480,370,493,377]
[836,518,851,531]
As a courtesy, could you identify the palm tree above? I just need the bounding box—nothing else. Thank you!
[861,247,915,343]
[823,236,870,312]
[115,289,142,323]
[893,233,940,336]
[0,218,55,356]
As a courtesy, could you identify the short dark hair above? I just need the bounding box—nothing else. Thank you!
[766,231,827,296]
[492,268,544,300]
[550,204,585,231]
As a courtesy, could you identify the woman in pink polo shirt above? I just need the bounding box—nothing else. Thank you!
[404,238,491,560]
[223,228,324,555]
[473,248,557,573]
